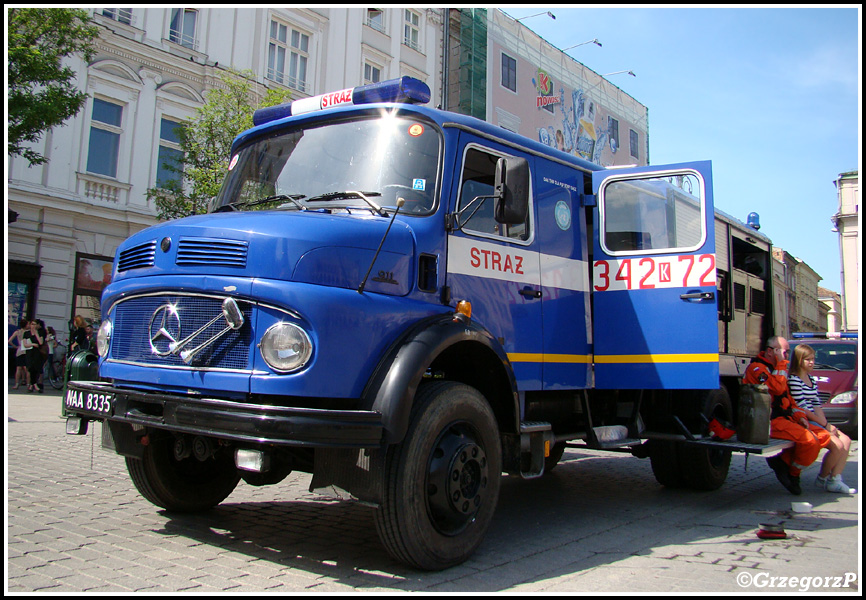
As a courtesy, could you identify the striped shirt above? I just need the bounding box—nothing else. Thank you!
[788,374,822,412]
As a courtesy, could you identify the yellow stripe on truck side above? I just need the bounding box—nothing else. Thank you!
[508,353,719,364]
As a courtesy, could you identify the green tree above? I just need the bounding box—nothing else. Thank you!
[8,8,99,166]
[148,69,292,221]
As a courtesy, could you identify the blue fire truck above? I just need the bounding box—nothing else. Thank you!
[65,77,777,570]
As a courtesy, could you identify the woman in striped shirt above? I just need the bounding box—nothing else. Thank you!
[789,344,855,494]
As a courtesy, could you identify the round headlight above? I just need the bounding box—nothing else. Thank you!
[96,319,112,357]
[259,322,313,373]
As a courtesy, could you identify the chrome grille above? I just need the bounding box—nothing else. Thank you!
[176,238,248,267]
[117,240,156,271]
[110,294,252,370]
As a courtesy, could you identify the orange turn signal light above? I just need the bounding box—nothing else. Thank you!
[455,300,472,320]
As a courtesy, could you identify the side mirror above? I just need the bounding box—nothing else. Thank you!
[494,156,529,225]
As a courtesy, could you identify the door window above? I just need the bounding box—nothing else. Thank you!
[457,146,530,242]
[600,171,705,255]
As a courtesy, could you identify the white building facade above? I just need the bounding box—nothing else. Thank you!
[8,7,444,344]
[832,170,859,332]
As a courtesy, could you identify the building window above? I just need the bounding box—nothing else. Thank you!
[86,98,123,178]
[102,8,133,25]
[366,8,385,33]
[267,21,309,93]
[501,53,517,92]
[403,9,420,51]
[290,29,310,92]
[629,129,639,160]
[169,8,198,49]
[608,117,619,153]
[267,20,288,85]
[364,62,381,84]
[156,118,183,188]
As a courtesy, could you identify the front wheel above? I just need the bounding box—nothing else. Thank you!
[374,381,502,570]
[126,433,240,512]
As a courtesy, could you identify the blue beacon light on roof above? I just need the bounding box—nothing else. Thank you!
[253,76,431,126]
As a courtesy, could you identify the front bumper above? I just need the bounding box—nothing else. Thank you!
[64,380,383,448]
[823,404,858,435]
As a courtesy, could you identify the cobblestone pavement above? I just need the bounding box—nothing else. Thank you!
[7,386,861,593]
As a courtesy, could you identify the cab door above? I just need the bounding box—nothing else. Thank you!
[591,161,718,389]
[446,139,544,389]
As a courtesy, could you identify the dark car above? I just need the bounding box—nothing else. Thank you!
[789,334,858,438]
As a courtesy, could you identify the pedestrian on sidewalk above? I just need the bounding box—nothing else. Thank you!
[789,343,856,494]
[22,319,46,393]
[8,319,30,390]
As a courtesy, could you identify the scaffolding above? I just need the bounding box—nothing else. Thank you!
[450,8,487,120]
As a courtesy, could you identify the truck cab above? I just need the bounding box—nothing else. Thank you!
[65,77,775,571]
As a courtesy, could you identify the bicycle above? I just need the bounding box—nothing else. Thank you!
[44,342,67,390]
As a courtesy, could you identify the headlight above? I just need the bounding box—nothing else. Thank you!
[829,391,857,404]
[259,322,313,372]
[96,319,112,357]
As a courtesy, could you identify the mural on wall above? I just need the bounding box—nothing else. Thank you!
[487,10,648,168]
[533,68,618,165]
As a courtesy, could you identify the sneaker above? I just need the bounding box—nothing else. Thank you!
[816,475,828,489]
[767,456,800,495]
[789,475,802,496]
[824,476,856,494]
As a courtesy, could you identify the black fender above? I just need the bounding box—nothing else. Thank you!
[361,312,519,445]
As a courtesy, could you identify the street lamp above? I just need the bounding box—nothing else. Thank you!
[562,39,602,52]
[602,70,636,78]
[516,11,556,22]
[581,70,637,98]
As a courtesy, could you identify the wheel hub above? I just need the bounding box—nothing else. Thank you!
[426,425,489,535]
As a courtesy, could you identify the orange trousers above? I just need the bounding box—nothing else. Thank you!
[771,417,831,474]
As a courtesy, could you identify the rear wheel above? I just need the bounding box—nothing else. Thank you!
[648,439,686,488]
[374,381,501,570]
[649,387,733,491]
[126,434,240,512]
[543,442,567,474]
[679,387,732,491]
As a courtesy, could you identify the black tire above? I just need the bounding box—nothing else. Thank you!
[48,362,64,389]
[543,442,567,474]
[126,434,240,512]
[374,381,502,571]
[679,387,733,491]
[648,439,686,488]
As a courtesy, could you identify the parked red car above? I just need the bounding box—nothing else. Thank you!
[789,334,858,438]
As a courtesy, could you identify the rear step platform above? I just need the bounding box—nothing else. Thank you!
[683,436,795,455]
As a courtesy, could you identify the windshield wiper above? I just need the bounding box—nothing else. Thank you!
[214,194,307,213]
[814,363,842,371]
[305,191,387,217]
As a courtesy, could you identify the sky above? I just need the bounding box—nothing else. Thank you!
[502,6,861,294]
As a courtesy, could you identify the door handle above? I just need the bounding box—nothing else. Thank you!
[519,287,542,299]
[680,291,714,301]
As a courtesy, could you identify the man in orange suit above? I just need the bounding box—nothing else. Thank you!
[743,336,831,495]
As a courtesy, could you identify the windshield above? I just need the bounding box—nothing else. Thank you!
[214,113,441,215]
[790,342,858,372]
